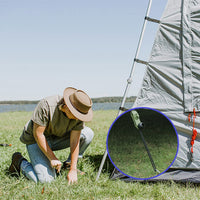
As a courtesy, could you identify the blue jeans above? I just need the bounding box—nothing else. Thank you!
[20,126,94,183]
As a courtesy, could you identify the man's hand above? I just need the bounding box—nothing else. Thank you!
[67,130,81,185]
[50,160,62,173]
[67,169,78,185]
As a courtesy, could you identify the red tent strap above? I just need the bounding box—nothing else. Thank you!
[188,113,191,122]
[189,108,197,154]
[191,129,197,153]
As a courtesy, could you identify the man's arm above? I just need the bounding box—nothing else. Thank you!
[67,129,81,185]
[33,122,62,173]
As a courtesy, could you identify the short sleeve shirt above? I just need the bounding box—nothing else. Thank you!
[20,95,84,145]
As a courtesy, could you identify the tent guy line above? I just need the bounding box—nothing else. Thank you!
[130,110,160,174]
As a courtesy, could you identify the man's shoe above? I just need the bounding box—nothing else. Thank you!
[9,152,27,177]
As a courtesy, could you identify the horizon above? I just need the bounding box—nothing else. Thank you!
[0,95,137,103]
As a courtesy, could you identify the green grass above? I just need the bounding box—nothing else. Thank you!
[0,110,200,200]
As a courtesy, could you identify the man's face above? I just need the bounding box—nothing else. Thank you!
[60,104,78,120]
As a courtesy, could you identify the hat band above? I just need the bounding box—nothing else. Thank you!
[69,97,89,114]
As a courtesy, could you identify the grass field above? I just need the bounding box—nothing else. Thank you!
[0,110,200,200]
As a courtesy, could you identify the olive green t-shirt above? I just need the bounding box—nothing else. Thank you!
[20,95,84,145]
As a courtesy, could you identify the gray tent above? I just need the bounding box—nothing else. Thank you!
[134,0,200,171]
[97,0,200,183]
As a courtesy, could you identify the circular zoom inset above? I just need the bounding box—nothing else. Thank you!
[107,107,179,180]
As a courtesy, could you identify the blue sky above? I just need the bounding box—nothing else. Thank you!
[0,0,166,100]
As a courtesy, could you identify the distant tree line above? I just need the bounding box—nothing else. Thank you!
[91,96,136,103]
[0,100,39,104]
[0,96,136,104]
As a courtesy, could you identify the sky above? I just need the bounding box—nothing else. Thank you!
[0,0,167,101]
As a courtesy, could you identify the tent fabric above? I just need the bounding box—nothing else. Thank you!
[111,169,200,183]
[133,0,200,170]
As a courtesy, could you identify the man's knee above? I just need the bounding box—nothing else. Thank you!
[81,126,94,143]
[34,164,56,183]
[38,176,55,183]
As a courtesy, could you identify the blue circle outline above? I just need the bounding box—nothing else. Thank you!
[106,106,179,181]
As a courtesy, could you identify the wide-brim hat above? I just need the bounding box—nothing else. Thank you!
[63,87,93,122]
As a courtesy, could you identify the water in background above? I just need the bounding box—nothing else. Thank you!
[0,102,134,113]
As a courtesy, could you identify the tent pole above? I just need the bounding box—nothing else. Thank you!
[117,0,152,116]
[96,0,153,181]
[96,149,108,181]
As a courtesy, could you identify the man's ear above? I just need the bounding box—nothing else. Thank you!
[63,104,68,109]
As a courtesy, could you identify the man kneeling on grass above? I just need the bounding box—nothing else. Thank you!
[9,87,94,184]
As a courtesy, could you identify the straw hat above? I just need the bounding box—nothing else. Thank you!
[63,87,93,122]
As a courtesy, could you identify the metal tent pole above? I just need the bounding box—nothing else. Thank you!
[117,0,153,116]
[96,0,153,181]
